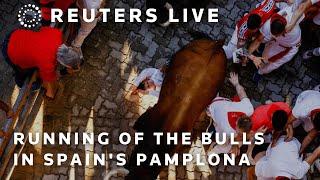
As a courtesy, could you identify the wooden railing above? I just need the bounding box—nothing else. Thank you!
[0,72,44,179]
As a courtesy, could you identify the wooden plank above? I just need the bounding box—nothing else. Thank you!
[1,89,44,179]
[0,72,38,158]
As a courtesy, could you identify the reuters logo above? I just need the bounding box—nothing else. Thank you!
[18,4,41,29]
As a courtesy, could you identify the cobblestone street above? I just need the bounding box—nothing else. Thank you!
[1,0,320,179]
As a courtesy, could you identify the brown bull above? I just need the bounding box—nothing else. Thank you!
[125,39,227,179]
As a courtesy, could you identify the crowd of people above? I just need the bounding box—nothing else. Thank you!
[0,0,319,179]
[127,0,320,179]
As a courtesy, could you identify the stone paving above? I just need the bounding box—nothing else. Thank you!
[0,0,320,179]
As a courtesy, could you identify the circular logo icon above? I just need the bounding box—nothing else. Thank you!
[18,4,42,29]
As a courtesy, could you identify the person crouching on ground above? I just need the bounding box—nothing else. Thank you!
[250,110,320,179]
[2,26,83,98]
[291,87,320,159]
[206,72,254,156]
[248,2,303,83]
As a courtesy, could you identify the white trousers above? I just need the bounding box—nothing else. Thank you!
[72,15,98,47]
[72,0,101,48]
[258,41,299,75]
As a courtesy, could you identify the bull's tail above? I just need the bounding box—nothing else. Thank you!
[127,107,173,179]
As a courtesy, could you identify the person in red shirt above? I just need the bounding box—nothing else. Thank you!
[251,102,292,132]
[2,26,82,98]
[247,102,293,164]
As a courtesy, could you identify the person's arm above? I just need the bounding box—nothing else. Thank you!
[248,33,264,55]
[305,145,320,165]
[247,33,266,68]
[229,72,247,99]
[300,128,318,154]
[286,0,314,32]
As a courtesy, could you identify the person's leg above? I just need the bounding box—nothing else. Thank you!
[305,146,320,165]
[72,11,98,49]
[258,47,299,75]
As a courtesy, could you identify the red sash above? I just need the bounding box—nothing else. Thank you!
[268,45,291,62]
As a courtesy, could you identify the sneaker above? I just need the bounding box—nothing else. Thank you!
[302,50,314,60]
[252,72,263,84]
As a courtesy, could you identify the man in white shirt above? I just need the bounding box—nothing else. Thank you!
[291,89,320,156]
[206,72,254,155]
[255,136,320,179]
[253,109,320,180]
[292,89,320,131]
[248,2,303,82]
[223,0,293,61]
[129,68,164,99]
